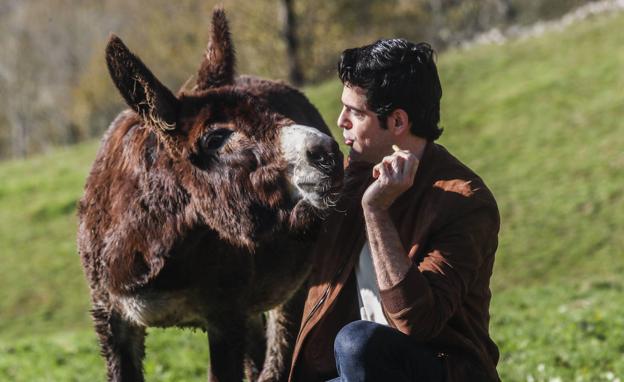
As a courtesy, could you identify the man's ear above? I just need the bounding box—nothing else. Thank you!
[387,109,411,136]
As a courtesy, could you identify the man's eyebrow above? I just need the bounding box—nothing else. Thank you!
[342,102,366,113]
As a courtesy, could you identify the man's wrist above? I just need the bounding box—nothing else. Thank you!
[362,202,390,215]
[362,203,394,231]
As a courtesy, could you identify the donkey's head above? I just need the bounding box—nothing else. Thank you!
[105,8,343,249]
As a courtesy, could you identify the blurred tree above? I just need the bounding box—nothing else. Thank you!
[280,0,304,85]
[0,0,121,158]
[0,0,600,160]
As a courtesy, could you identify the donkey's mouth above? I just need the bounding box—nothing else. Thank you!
[295,182,318,193]
[295,175,341,195]
[293,174,343,210]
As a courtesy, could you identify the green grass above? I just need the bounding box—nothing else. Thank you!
[0,328,209,381]
[1,11,624,381]
[491,280,624,381]
[0,143,97,338]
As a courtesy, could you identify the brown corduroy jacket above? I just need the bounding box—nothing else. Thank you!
[288,142,501,382]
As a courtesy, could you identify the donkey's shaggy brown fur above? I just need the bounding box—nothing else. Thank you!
[77,8,342,382]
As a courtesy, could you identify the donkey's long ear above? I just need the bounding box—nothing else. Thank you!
[106,34,179,132]
[195,7,235,91]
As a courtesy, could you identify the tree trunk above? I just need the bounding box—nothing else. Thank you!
[279,0,304,86]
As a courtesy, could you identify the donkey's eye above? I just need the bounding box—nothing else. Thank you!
[200,128,233,154]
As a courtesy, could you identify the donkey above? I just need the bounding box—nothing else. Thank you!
[77,8,343,382]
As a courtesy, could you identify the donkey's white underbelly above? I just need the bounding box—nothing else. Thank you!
[114,291,208,328]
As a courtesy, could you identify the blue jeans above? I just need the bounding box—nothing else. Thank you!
[328,320,446,382]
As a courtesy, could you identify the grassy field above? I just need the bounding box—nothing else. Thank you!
[1,11,623,382]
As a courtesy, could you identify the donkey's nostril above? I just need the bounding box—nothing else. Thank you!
[306,144,333,169]
[306,148,322,164]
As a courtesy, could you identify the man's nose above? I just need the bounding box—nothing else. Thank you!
[337,109,351,130]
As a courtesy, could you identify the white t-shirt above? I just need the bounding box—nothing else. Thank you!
[354,241,389,325]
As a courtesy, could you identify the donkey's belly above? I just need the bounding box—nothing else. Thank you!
[249,260,313,312]
[113,290,209,328]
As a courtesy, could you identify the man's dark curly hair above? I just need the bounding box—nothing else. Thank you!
[338,39,443,141]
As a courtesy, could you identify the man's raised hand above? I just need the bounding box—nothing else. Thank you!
[363,145,420,211]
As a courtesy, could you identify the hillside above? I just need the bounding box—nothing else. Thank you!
[1,11,623,382]
[1,0,595,160]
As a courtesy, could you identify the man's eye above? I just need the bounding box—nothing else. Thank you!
[346,107,361,117]
[200,128,233,154]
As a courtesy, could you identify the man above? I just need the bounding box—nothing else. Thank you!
[288,39,501,382]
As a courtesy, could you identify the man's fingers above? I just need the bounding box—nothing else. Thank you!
[391,152,415,176]
[389,156,402,175]
[389,149,417,177]
[381,155,404,177]
[392,151,413,160]
[372,163,382,179]
[374,145,418,181]
[383,159,393,177]
[392,144,411,157]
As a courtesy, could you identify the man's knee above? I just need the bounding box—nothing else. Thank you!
[334,320,380,362]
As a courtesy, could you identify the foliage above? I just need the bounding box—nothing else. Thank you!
[0,8,623,382]
[0,0,601,159]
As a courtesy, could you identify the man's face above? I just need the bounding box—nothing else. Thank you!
[337,85,393,164]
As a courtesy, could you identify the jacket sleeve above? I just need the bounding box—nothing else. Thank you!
[379,205,499,340]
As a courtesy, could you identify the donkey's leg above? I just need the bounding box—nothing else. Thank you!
[257,287,306,382]
[91,300,146,382]
[207,315,247,382]
[244,314,267,382]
